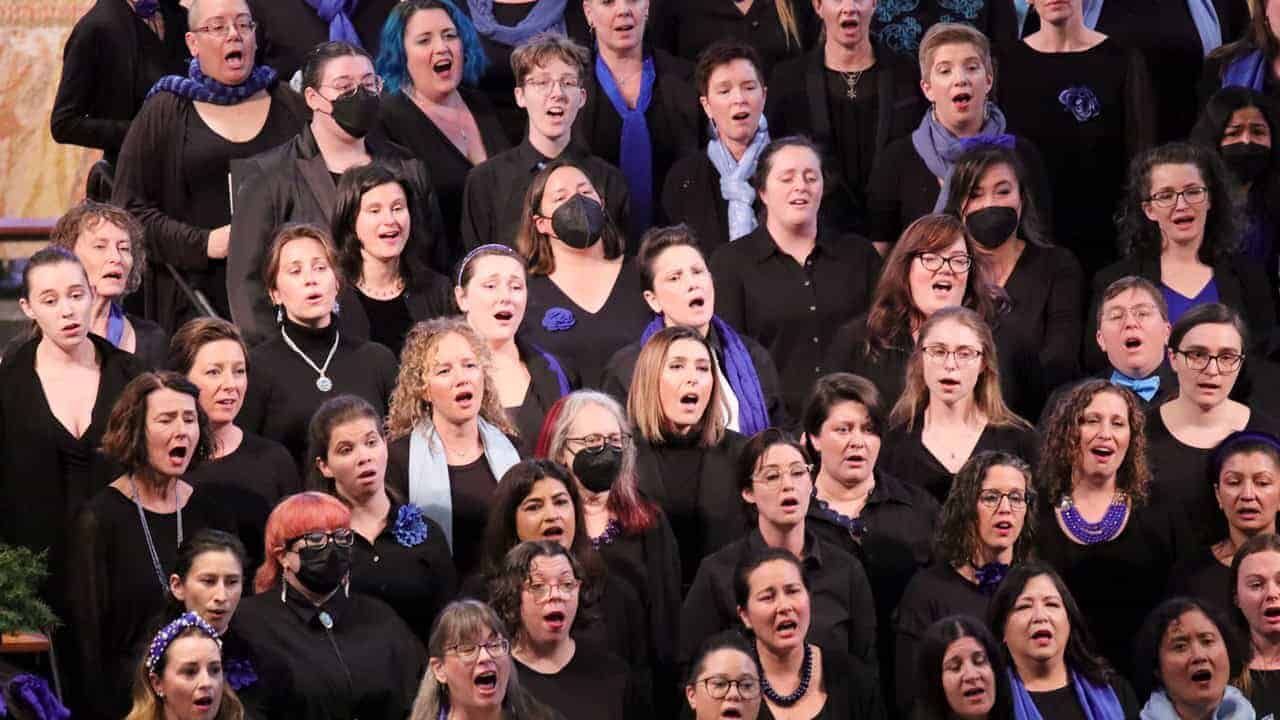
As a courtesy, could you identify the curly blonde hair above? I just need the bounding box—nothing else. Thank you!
[386,317,517,440]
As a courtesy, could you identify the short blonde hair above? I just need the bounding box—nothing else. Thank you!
[628,325,727,447]
[918,22,993,79]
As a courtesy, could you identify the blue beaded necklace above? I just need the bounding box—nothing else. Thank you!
[590,518,623,550]
[758,643,813,707]
[1058,493,1129,544]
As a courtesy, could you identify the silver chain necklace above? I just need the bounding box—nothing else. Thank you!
[280,326,340,392]
[129,475,182,594]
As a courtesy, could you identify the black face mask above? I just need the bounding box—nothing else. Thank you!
[294,543,351,595]
[329,87,380,139]
[551,194,607,249]
[572,445,623,493]
[1221,142,1271,183]
[965,206,1020,249]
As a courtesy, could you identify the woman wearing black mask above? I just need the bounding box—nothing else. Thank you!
[233,491,426,719]
[941,143,1084,418]
[515,160,652,388]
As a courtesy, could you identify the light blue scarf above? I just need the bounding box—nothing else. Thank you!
[407,418,521,551]
[1082,0,1221,56]
[1140,687,1255,720]
[707,114,770,242]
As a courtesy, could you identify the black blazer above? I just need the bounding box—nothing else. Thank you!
[248,0,399,80]
[660,151,747,255]
[766,44,925,235]
[50,0,189,162]
[227,124,446,346]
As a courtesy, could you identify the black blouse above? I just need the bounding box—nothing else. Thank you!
[757,646,887,720]
[233,583,426,719]
[449,456,499,579]
[515,641,647,720]
[880,418,1040,505]
[710,225,882,419]
[1023,676,1141,720]
[1168,546,1235,623]
[1247,669,1280,718]
[652,0,818,79]
[508,338,578,457]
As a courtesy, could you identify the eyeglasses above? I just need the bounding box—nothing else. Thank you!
[566,433,631,452]
[1173,348,1244,373]
[921,345,983,366]
[523,75,583,94]
[977,489,1034,511]
[524,579,582,602]
[1102,304,1160,326]
[914,252,972,274]
[288,528,355,550]
[321,75,384,96]
[696,676,761,700]
[754,463,813,488]
[192,18,257,38]
[1147,186,1209,208]
[446,638,511,663]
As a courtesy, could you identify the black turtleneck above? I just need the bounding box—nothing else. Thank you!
[240,317,399,472]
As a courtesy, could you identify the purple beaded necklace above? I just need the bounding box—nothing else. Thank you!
[1058,493,1129,544]
[590,518,623,550]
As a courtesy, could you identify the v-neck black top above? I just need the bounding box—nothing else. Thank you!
[520,259,651,389]
[515,641,645,720]
[880,417,1040,505]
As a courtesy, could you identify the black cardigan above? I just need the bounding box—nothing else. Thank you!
[50,0,189,163]
[248,0,399,80]
[227,124,447,346]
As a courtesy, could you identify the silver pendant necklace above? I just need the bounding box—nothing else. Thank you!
[842,69,864,99]
[129,475,182,594]
[280,326,340,392]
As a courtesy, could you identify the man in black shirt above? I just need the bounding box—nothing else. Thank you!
[460,32,630,250]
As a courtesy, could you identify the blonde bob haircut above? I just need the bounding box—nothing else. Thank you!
[386,316,517,441]
[628,325,728,447]
[918,22,994,80]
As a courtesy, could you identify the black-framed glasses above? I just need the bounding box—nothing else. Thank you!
[921,345,984,366]
[446,638,510,663]
[696,676,761,700]
[977,489,1035,511]
[1173,348,1244,373]
[321,75,384,96]
[193,18,257,37]
[914,252,972,274]
[288,528,355,550]
[524,579,582,602]
[753,463,813,488]
[566,433,631,453]
[1147,186,1209,208]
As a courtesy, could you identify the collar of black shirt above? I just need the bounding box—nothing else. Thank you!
[282,580,353,629]
[745,526,825,570]
[742,225,847,264]
[515,137,591,174]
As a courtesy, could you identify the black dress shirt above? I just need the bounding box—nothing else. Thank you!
[249,0,400,80]
[824,314,914,409]
[710,226,882,419]
[652,0,818,79]
[880,417,1040,505]
[459,139,632,250]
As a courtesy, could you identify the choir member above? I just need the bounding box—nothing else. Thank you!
[685,632,764,720]
[911,615,1013,720]
[1134,598,1254,718]
[123,612,245,720]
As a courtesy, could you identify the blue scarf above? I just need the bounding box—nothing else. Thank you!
[134,0,159,19]
[1224,48,1268,91]
[1082,0,1221,56]
[1009,668,1125,720]
[106,302,127,347]
[707,114,770,242]
[640,315,771,435]
[303,0,361,46]
[596,54,656,241]
[1110,370,1160,401]
[914,105,1008,210]
[147,58,278,105]
[466,0,566,47]
[1140,687,1255,720]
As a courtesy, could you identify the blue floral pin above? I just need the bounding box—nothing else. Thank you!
[226,657,259,690]
[393,504,430,548]
[541,307,576,333]
[1058,86,1100,123]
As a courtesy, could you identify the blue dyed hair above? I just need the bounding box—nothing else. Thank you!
[376,0,489,94]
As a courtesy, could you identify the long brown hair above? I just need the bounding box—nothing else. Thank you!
[1036,380,1151,506]
[513,159,625,276]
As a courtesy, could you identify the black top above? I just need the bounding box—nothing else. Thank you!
[866,132,1051,248]
[449,456,499,580]
[240,318,399,470]
[652,0,818,79]
[997,39,1154,279]
[353,290,415,357]
[757,646,887,720]
[249,0,399,80]
[515,641,647,720]
[1024,676,1141,720]
[459,140,632,251]
[69,486,233,719]
[50,0,189,162]
[233,583,426,719]
[1168,546,1235,623]
[634,433,748,590]
[184,431,301,572]
[767,46,925,237]
[892,562,991,717]
[508,338,579,457]
[350,501,457,647]
[127,314,170,369]
[679,528,879,675]
[520,259,652,389]
[1248,669,1280,718]
[334,277,456,359]
[710,225,882,419]
[660,150,758,254]
[1038,365,1181,429]
[870,0,1019,57]
[824,314,913,409]
[880,418,1040,505]
[377,88,512,252]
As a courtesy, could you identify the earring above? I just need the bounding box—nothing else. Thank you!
[275,305,283,324]
[333,300,341,316]
[280,577,288,603]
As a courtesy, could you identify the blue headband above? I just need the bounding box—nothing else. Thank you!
[455,243,523,288]
[1210,430,1280,481]
[146,612,222,672]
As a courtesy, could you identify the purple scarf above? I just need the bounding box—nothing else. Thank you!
[303,0,362,46]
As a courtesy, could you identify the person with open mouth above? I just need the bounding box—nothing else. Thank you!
[1035,379,1191,679]
[730,546,883,719]
[867,23,1049,255]
[894,450,1033,717]
[1147,304,1280,534]
[685,631,764,720]
[1230,531,1280,716]
[681,429,879,687]
[71,371,233,717]
[44,201,169,369]
[228,41,451,346]
[455,243,576,456]
[309,394,457,648]
[125,612,241,720]
[384,316,521,579]
[1135,597,1254,720]
[111,0,306,332]
[879,306,1037,505]
[989,563,1141,719]
[602,225,790,435]
[489,540,644,720]
[912,615,1010,720]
